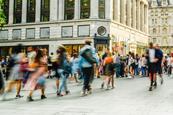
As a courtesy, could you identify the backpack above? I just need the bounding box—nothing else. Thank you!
[81,48,97,64]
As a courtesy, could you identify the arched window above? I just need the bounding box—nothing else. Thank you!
[99,0,105,19]
[27,0,36,23]
[80,0,90,19]
[64,0,75,20]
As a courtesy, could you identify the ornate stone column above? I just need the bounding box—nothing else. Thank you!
[36,0,41,22]
[50,0,58,21]
[8,0,14,24]
[132,0,136,28]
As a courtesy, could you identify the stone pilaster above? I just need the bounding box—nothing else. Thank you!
[114,0,120,22]
[90,0,98,19]
[132,0,136,28]
[74,0,80,20]
[36,0,41,22]
[22,0,27,23]
[8,0,14,24]
[58,0,64,20]
[136,0,140,30]
[50,0,58,21]
[127,0,132,27]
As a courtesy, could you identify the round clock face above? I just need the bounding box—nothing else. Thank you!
[97,26,106,36]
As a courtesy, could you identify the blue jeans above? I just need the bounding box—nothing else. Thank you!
[57,69,68,93]
[141,66,146,76]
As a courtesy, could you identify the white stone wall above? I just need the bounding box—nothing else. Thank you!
[149,5,173,47]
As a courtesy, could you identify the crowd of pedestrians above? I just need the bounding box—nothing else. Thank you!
[0,41,172,102]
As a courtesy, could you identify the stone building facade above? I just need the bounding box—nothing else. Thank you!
[0,0,149,56]
[149,0,173,53]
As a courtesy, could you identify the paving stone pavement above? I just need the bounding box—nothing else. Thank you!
[1,75,173,115]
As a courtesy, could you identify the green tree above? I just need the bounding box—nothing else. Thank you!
[0,0,6,27]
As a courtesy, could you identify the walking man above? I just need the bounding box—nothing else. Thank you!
[79,40,98,96]
[155,44,164,85]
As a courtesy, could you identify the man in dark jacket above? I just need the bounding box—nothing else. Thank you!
[155,44,164,85]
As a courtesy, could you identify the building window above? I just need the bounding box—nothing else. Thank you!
[27,0,36,23]
[153,38,156,43]
[3,0,9,24]
[40,0,50,22]
[80,0,90,19]
[0,30,8,39]
[78,25,90,37]
[163,28,167,34]
[64,0,75,20]
[153,28,156,34]
[26,28,35,39]
[62,26,73,37]
[99,0,105,19]
[13,0,22,24]
[12,29,21,39]
[40,27,50,38]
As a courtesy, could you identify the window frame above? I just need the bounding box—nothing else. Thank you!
[26,28,35,39]
[27,0,36,23]
[40,27,50,39]
[13,0,22,24]
[80,0,90,19]
[40,0,50,22]
[98,0,105,19]
[64,0,75,20]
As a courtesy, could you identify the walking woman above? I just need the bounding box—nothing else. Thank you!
[26,49,47,101]
[128,53,135,78]
[71,53,79,83]
[56,45,70,96]
[101,52,115,89]
[2,44,26,100]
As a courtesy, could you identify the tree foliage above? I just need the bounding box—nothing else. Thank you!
[0,0,6,26]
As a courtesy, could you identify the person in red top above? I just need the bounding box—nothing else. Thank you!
[101,52,115,89]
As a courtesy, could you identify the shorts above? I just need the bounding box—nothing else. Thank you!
[148,63,157,74]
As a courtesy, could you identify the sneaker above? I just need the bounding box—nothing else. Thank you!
[127,76,132,79]
[81,90,87,96]
[65,90,70,95]
[87,88,92,94]
[16,95,24,99]
[149,86,152,91]
[27,96,34,102]
[41,95,47,99]
[153,82,157,88]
